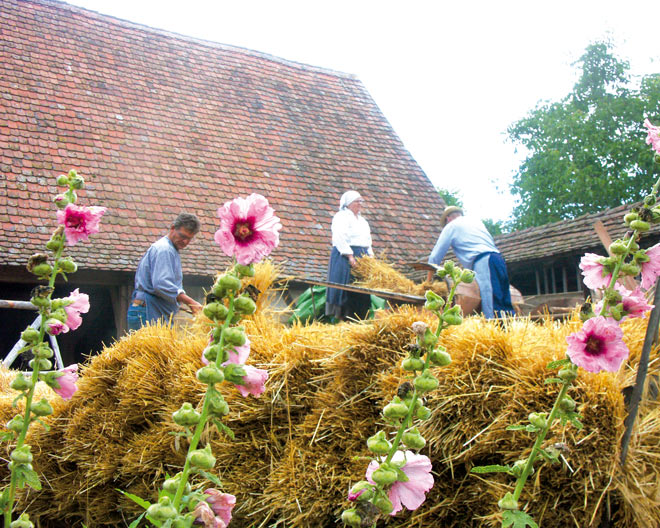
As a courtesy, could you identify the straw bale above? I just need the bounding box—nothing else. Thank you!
[353,255,448,297]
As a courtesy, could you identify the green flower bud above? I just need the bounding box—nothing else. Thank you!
[425,290,443,302]
[187,445,215,470]
[349,481,374,502]
[223,363,246,384]
[624,212,639,225]
[371,466,398,486]
[644,195,656,207]
[402,427,426,450]
[20,327,40,344]
[630,219,650,232]
[6,415,24,433]
[424,299,444,312]
[31,398,53,417]
[341,508,362,527]
[172,403,201,427]
[234,295,257,315]
[203,344,228,364]
[9,513,33,528]
[10,446,33,465]
[510,459,528,478]
[70,174,84,190]
[420,328,438,349]
[528,412,547,429]
[207,391,230,417]
[30,296,51,309]
[414,372,439,394]
[402,357,425,372]
[234,264,255,277]
[610,303,624,321]
[558,367,578,382]
[366,430,391,455]
[211,282,227,299]
[146,497,177,521]
[460,269,475,283]
[33,344,54,359]
[53,193,70,210]
[223,327,247,346]
[498,493,518,511]
[609,241,628,255]
[58,257,77,273]
[372,493,394,515]
[442,305,463,326]
[162,475,191,495]
[196,365,225,385]
[383,396,409,419]
[559,396,576,412]
[203,302,229,322]
[56,174,70,186]
[26,253,49,273]
[620,262,641,276]
[634,250,651,264]
[31,262,52,277]
[218,274,241,292]
[49,308,68,323]
[10,373,33,392]
[29,358,52,371]
[416,405,432,420]
[429,347,452,366]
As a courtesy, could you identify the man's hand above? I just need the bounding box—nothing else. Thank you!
[187,300,203,314]
[348,255,356,267]
[177,292,202,314]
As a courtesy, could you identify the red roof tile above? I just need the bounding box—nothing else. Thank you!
[0,0,444,279]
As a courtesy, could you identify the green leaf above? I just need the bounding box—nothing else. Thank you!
[506,425,527,431]
[544,377,564,384]
[470,464,511,474]
[116,489,151,510]
[196,469,223,488]
[127,512,146,528]
[18,466,42,491]
[502,509,539,528]
[0,431,15,442]
[213,419,235,440]
[547,358,570,370]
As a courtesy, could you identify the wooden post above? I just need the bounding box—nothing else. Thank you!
[551,266,557,294]
[562,266,568,293]
[593,220,637,290]
[535,269,541,295]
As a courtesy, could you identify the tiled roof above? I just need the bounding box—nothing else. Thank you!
[0,0,443,279]
[495,202,660,266]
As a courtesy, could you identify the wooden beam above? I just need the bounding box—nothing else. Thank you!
[593,221,637,290]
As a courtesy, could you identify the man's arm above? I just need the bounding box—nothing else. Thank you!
[177,292,202,314]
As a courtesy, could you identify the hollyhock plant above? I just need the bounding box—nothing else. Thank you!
[644,118,660,155]
[366,451,434,515]
[52,364,79,401]
[641,243,660,290]
[594,285,654,320]
[234,365,268,398]
[56,203,107,246]
[202,489,236,526]
[63,288,90,330]
[579,253,612,290]
[214,194,282,265]
[193,502,227,528]
[566,316,629,374]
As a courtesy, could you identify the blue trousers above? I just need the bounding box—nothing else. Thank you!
[126,304,147,331]
[473,252,515,318]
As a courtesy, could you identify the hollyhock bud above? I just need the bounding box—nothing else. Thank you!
[203,344,227,364]
[644,194,656,207]
[30,295,50,309]
[424,299,444,312]
[203,302,228,322]
[420,328,438,348]
[341,508,362,527]
[163,475,190,495]
[402,357,425,372]
[609,241,628,255]
[528,412,547,429]
[207,391,230,417]
[20,327,40,344]
[558,367,578,382]
[414,371,439,393]
[367,431,392,455]
[429,347,452,366]
[631,219,650,232]
[49,308,68,324]
[172,402,201,427]
[416,406,432,420]
[26,253,49,273]
[621,262,641,276]
[234,294,257,315]
[372,493,394,515]
[10,373,33,392]
[223,327,247,346]
[222,363,246,384]
[371,464,398,486]
[146,497,177,521]
[6,416,24,433]
[234,264,255,277]
[442,305,463,326]
[510,459,528,478]
[10,446,33,465]
[30,398,53,417]
[460,269,475,283]
[348,481,374,502]
[58,257,77,273]
[188,445,216,470]
[45,319,68,336]
[9,513,33,528]
[383,396,409,420]
[411,321,428,336]
[498,493,518,511]
[402,427,426,450]
[217,274,242,292]
[56,174,70,186]
[70,174,84,190]
[559,395,576,412]
[197,365,225,385]
[29,358,52,371]
[53,193,69,210]
[634,250,651,264]
[624,212,639,225]
[33,344,54,359]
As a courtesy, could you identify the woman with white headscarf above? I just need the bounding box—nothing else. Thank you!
[325,190,374,320]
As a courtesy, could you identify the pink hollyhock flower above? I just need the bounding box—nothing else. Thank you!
[46,319,69,336]
[214,194,282,265]
[579,253,611,290]
[641,243,660,290]
[53,364,79,400]
[566,316,629,373]
[193,501,227,528]
[222,337,251,366]
[193,490,235,528]
[63,289,90,331]
[366,451,434,515]
[56,203,107,246]
[234,365,268,398]
[593,284,654,320]
[347,489,365,501]
[644,118,660,155]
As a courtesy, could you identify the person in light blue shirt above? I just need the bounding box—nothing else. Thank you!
[427,206,514,318]
[127,213,203,331]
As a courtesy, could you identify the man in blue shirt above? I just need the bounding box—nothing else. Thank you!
[127,213,203,331]
[427,206,514,318]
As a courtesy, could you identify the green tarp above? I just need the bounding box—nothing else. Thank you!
[288,286,386,324]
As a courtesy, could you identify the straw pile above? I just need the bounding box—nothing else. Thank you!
[352,255,447,298]
[2,266,660,527]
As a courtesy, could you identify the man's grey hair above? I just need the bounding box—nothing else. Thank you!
[172,213,200,234]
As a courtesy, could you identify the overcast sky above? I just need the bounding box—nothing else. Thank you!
[66,0,660,222]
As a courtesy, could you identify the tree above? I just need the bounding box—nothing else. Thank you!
[507,42,660,230]
[436,187,464,208]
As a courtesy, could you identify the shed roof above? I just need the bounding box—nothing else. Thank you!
[0,0,443,279]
